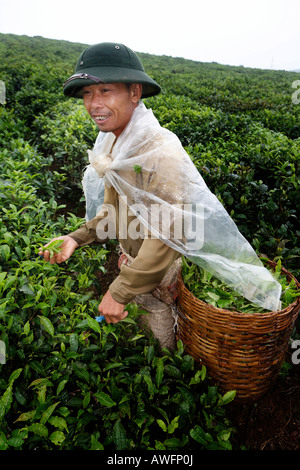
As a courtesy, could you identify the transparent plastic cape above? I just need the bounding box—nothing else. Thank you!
[83,101,282,311]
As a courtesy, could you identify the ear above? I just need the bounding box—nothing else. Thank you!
[131,83,143,102]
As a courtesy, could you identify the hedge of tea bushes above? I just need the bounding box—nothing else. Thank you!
[0,105,236,450]
[0,33,299,450]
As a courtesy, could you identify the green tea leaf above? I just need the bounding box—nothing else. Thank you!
[219,390,236,405]
[73,363,90,382]
[112,419,127,450]
[164,364,181,379]
[94,391,116,408]
[8,368,22,384]
[29,423,49,438]
[190,425,209,445]
[56,379,68,396]
[133,164,142,174]
[7,436,23,448]
[87,316,101,334]
[19,284,35,296]
[49,431,65,446]
[91,434,104,450]
[0,245,10,261]
[40,402,60,425]
[38,315,54,337]
[69,333,78,352]
[23,321,30,336]
[156,357,164,388]
[157,419,167,432]
[14,410,36,423]
[163,437,182,449]
[168,416,179,434]
[0,384,13,419]
[147,345,155,364]
[48,416,68,432]
[83,391,91,409]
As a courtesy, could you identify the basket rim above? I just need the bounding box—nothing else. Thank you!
[177,258,300,318]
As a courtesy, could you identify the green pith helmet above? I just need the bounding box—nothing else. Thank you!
[63,42,161,99]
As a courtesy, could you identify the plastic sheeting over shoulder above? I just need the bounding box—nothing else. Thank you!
[83,102,282,311]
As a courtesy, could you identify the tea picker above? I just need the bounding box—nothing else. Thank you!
[39,42,282,351]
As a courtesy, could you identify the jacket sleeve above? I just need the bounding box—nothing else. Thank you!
[67,203,115,246]
[109,237,179,304]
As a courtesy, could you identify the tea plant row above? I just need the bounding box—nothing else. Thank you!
[0,33,299,450]
[0,107,236,450]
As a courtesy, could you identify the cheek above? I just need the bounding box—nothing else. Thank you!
[83,96,91,112]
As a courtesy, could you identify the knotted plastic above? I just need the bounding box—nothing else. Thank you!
[82,102,282,311]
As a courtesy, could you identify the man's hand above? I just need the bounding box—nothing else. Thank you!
[39,236,79,264]
[98,290,128,324]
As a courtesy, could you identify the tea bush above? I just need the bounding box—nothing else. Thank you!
[33,101,98,194]
[0,75,235,451]
[0,34,299,450]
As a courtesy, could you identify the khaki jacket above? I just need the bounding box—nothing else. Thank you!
[68,184,179,304]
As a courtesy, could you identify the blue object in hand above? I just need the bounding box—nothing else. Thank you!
[95,315,105,322]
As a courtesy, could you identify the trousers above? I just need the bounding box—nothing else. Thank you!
[118,246,181,351]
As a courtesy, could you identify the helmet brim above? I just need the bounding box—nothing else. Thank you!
[63,66,161,99]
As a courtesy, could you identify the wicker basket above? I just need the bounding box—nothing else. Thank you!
[176,260,300,403]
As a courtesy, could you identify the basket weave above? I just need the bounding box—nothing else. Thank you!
[176,260,300,403]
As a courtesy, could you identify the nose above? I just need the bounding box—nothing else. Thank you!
[90,89,104,110]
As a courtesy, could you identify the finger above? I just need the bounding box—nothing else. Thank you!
[55,253,64,264]
[120,310,128,322]
[47,252,59,264]
[109,311,128,324]
[102,314,116,324]
[42,250,51,262]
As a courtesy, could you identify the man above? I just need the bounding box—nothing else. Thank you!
[40,42,182,350]
[40,42,282,350]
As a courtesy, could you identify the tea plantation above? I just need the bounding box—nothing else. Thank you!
[0,33,299,451]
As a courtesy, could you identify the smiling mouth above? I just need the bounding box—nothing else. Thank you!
[93,114,110,122]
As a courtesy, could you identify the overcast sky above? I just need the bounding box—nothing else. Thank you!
[1,0,299,71]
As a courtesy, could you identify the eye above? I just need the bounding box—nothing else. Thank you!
[82,89,91,96]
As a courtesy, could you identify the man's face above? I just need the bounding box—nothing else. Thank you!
[82,82,142,138]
